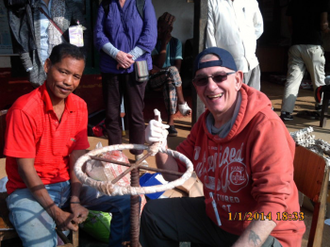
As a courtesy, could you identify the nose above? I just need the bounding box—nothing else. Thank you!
[206,77,218,89]
[64,75,74,86]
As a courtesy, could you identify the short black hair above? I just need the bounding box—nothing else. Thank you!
[49,43,85,65]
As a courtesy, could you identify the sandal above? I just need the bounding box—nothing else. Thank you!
[296,110,320,120]
[178,102,192,116]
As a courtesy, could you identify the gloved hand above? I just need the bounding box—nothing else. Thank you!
[145,119,169,147]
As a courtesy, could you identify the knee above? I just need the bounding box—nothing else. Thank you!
[168,66,179,74]
[141,199,158,218]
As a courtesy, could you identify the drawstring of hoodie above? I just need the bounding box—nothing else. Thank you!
[203,134,222,226]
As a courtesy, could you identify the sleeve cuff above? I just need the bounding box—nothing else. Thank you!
[102,43,120,59]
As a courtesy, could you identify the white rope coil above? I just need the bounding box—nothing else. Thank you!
[74,144,194,196]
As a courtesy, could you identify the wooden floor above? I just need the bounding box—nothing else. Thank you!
[1,77,330,246]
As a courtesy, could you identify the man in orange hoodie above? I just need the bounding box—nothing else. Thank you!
[140,47,305,247]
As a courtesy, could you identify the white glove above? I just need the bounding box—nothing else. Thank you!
[145,119,169,147]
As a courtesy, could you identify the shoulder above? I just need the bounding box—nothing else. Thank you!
[10,89,42,114]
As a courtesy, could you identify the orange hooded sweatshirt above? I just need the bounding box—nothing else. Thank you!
[177,84,305,247]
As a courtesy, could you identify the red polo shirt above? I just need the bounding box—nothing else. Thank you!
[4,83,90,194]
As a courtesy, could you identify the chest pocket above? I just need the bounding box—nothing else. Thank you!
[52,123,76,157]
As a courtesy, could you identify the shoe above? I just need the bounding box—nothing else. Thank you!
[135,153,148,167]
[315,105,322,112]
[280,111,293,121]
[296,110,320,120]
[167,125,178,137]
[178,102,191,116]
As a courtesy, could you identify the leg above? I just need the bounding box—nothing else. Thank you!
[243,65,261,91]
[149,70,176,125]
[281,45,306,114]
[165,67,192,116]
[6,181,71,247]
[303,45,326,107]
[79,185,132,247]
[123,73,148,155]
[140,197,239,247]
[101,73,122,145]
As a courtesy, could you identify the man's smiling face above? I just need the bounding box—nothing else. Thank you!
[193,55,242,126]
[44,56,85,104]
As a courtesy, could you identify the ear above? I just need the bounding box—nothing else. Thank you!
[234,71,243,91]
[44,58,51,74]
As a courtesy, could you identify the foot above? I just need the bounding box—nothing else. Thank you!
[280,111,293,121]
[178,102,192,116]
[167,125,178,137]
[135,153,148,167]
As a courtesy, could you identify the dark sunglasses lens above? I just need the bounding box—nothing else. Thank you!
[195,78,208,86]
[213,74,227,83]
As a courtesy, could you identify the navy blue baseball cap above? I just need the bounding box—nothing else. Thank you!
[193,47,237,76]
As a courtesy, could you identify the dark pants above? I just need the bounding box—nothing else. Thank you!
[139,197,282,247]
[101,72,147,155]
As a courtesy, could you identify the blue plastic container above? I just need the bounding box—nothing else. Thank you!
[139,173,166,199]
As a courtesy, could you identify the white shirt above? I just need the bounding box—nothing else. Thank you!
[39,0,52,65]
[206,0,263,73]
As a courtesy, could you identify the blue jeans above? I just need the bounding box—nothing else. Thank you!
[6,181,132,247]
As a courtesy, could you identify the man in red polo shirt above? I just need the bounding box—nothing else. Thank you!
[4,43,132,247]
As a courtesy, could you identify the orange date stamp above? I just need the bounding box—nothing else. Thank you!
[228,212,305,221]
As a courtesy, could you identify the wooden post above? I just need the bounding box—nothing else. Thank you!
[192,0,208,125]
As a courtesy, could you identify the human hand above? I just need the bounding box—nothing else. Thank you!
[145,119,169,145]
[53,208,79,232]
[70,203,89,225]
[116,51,134,69]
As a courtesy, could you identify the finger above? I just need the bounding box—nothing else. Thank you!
[152,121,169,130]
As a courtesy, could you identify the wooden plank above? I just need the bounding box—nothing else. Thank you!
[293,146,325,201]
[312,166,329,247]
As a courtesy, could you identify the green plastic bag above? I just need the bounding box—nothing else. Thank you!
[80,210,112,243]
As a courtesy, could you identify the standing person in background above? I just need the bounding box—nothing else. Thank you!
[149,12,192,137]
[5,0,88,88]
[206,0,263,91]
[94,0,157,165]
[280,0,329,121]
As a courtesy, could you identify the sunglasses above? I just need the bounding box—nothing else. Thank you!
[192,71,236,87]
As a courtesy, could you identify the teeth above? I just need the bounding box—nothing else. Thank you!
[208,93,223,99]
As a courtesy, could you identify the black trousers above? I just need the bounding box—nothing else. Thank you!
[139,197,282,247]
[101,72,147,155]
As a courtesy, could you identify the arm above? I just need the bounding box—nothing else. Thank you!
[152,30,172,69]
[320,12,330,34]
[16,158,78,231]
[174,59,182,72]
[69,149,89,225]
[155,152,180,181]
[238,119,296,245]
[253,4,264,39]
[233,220,276,247]
[134,0,157,54]
[205,0,217,48]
